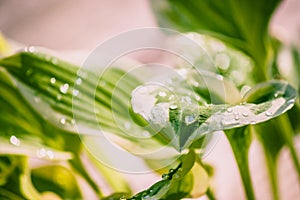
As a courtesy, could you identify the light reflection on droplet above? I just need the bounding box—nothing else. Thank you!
[72,89,79,96]
[60,83,69,94]
[60,118,66,125]
[242,112,248,117]
[169,104,178,110]
[47,150,54,159]
[57,94,62,101]
[124,122,131,130]
[50,77,56,84]
[75,78,82,85]
[34,96,41,103]
[158,91,167,97]
[10,135,20,146]
[265,111,273,117]
[226,107,233,113]
[37,148,47,158]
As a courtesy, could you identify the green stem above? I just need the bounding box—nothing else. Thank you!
[225,127,255,200]
[277,114,300,179]
[264,151,279,200]
[206,188,216,200]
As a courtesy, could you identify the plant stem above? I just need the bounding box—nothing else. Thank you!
[225,127,255,200]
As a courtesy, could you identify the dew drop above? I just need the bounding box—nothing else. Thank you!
[185,115,196,124]
[75,78,82,85]
[60,118,66,125]
[234,115,239,121]
[72,89,79,96]
[242,112,248,117]
[47,150,54,159]
[216,74,224,81]
[60,83,69,94]
[142,131,150,137]
[124,122,131,130]
[120,196,127,200]
[37,148,47,158]
[25,69,33,76]
[226,107,233,113]
[169,169,174,173]
[265,111,273,117]
[158,91,167,97]
[162,174,169,180]
[51,57,58,64]
[50,77,56,84]
[10,135,20,146]
[25,46,35,53]
[56,94,62,101]
[34,96,41,103]
[169,104,178,110]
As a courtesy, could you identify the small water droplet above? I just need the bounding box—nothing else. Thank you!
[60,118,66,125]
[34,96,41,103]
[234,115,239,121]
[50,77,56,84]
[226,107,233,113]
[10,135,20,146]
[265,111,273,117]
[75,78,82,85]
[70,119,76,125]
[162,174,169,180]
[185,115,195,124]
[216,74,224,81]
[25,46,35,53]
[124,122,131,130]
[51,57,58,64]
[60,83,69,94]
[169,104,178,110]
[37,148,47,158]
[142,131,150,137]
[242,112,248,117]
[158,91,167,97]
[47,150,54,159]
[56,94,62,101]
[45,55,51,61]
[25,69,33,76]
[169,169,174,173]
[72,89,79,96]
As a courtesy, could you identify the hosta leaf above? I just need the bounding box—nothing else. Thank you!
[151,0,282,81]
[0,51,168,148]
[131,80,297,151]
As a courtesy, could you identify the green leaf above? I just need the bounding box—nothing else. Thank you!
[132,80,297,151]
[244,80,300,200]
[151,0,282,81]
[31,165,81,199]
